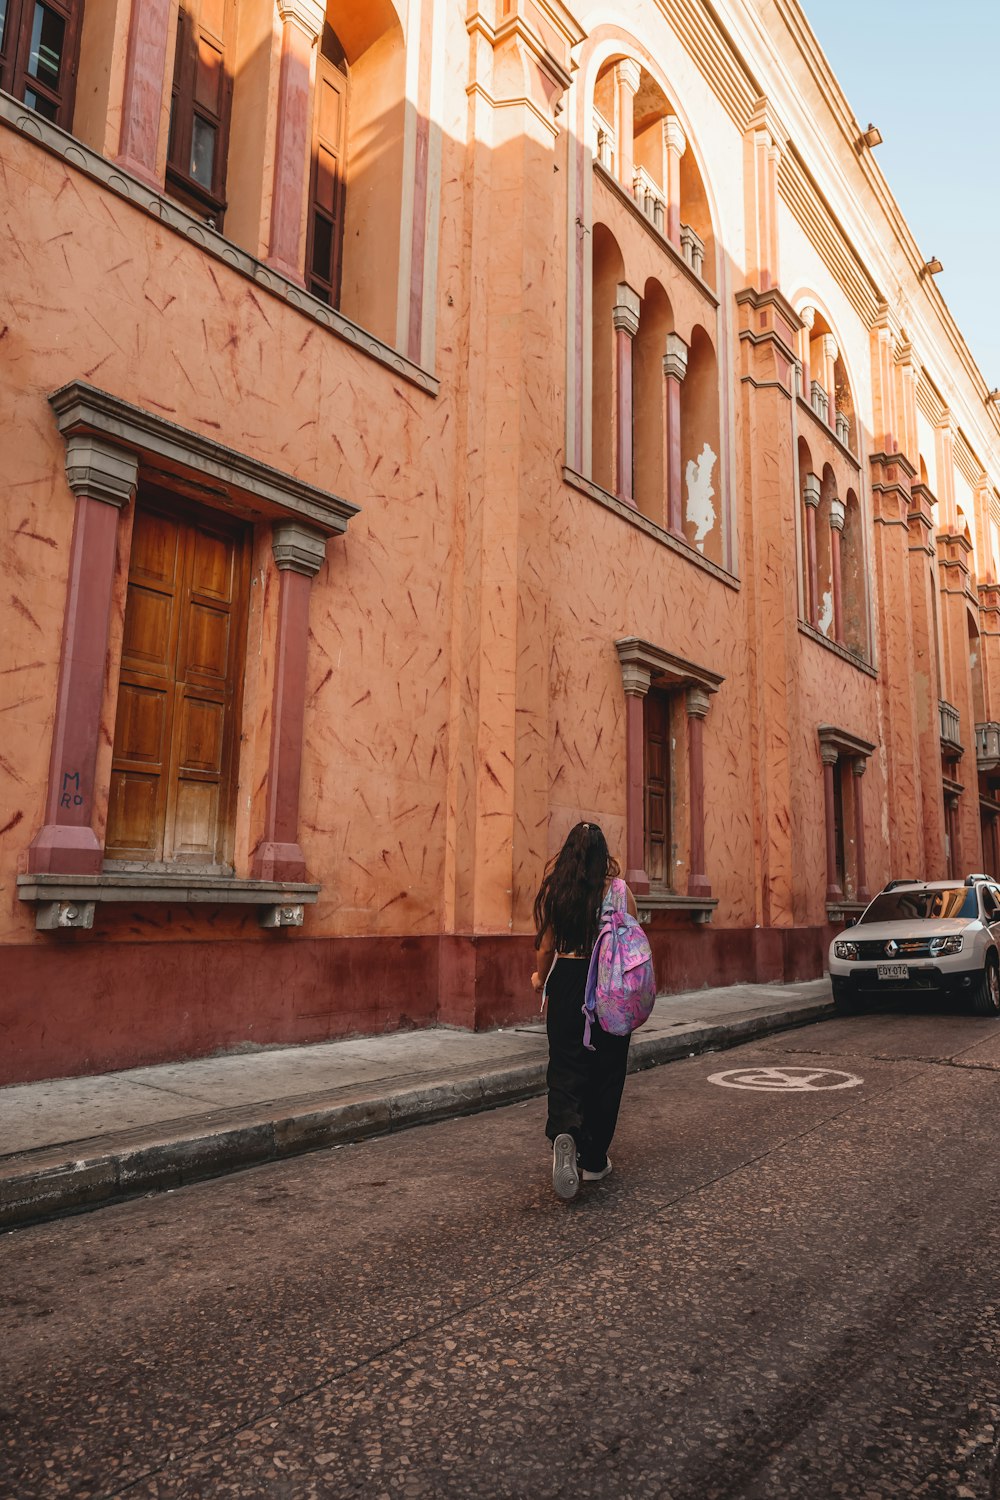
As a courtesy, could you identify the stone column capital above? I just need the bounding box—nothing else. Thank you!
[276,0,325,38]
[612,282,641,337]
[621,662,652,697]
[820,333,839,363]
[829,497,846,532]
[800,304,816,331]
[272,521,329,576]
[852,755,868,777]
[64,434,138,509]
[686,684,712,719]
[663,332,689,382]
[615,58,641,95]
[803,472,821,508]
[820,742,840,767]
[662,114,687,157]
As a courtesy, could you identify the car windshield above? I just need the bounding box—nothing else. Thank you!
[862,888,978,922]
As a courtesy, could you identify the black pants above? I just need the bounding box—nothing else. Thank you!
[544,957,631,1173]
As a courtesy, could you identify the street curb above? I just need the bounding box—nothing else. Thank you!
[0,997,833,1231]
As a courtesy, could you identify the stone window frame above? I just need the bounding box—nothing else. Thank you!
[615,637,723,922]
[17,380,359,932]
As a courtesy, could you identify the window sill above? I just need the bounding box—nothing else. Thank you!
[635,891,718,925]
[826,898,868,925]
[563,467,739,590]
[796,395,861,470]
[798,621,877,678]
[17,872,320,931]
[0,92,438,398]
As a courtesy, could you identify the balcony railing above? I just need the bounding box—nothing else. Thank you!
[835,411,850,445]
[593,110,615,173]
[679,222,705,278]
[632,166,665,235]
[977,721,1000,770]
[940,699,962,751]
[810,380,829,423]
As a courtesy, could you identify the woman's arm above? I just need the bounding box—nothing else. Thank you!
[531,926,555,991]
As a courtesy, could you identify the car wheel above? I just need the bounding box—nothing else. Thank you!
[832,978,863,1016]
[970,954,1000,1017]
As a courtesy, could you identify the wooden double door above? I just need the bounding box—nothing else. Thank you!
[106,497,249,869]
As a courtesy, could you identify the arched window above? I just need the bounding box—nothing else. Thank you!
[680,325,720,560]
[840,488,867,657]
[633,278,672,524]
[591,223,626,496]
[815,464,837,637]
[0,0,84,127]
[970,608,986,727]
[591,54,716,288]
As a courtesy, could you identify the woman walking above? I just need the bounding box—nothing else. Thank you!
[531,821,639,1201]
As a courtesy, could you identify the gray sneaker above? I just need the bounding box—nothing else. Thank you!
[551,1134,580,1200]
[581,1157,612,1182]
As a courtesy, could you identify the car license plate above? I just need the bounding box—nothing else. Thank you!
[877,963,909,981]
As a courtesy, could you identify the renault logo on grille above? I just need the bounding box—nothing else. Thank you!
[884,939,900,957]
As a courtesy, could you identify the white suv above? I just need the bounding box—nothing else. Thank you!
[829,876,1000,1016]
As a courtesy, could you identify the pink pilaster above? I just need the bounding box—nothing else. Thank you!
[613,284,640,506]
[251,522,328,881]
[686,685,712,898]
[117,0,174,188]
[852,757,869,900]
[664,333,688,537]
[821,746,843,901]
[830,496,845,643]
[28,436,138,874]
[621,663,651,894]
[268,0,326,284]
[614,59,640,194]
[804,472,820,627]
[662,115,686,247]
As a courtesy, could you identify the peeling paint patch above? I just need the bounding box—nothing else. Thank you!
[819,590,834,638]
[685,444,717,552]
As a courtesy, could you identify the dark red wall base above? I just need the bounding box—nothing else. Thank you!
[0,924,834,1085]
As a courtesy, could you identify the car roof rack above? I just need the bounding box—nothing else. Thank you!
[964,873,990,885]
[882,878,919,891]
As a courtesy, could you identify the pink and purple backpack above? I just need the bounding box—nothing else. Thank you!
[582,877,656,1047]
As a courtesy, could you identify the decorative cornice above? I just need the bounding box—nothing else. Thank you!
[63,433,138,509]
[271,521,329,575]
[663,332,689,382]
[50,383,360,537]
[818,724,876,759]
[615,637,724,696]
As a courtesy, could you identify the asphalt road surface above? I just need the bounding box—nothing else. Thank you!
[5,1008,1000,1500]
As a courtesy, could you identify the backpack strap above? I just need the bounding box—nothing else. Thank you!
[604,877,628,916]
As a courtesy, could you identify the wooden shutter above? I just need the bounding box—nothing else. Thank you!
[166,0,234,222]
[644,690,669,888]
[306,53,348,305]
[107,500,248,868]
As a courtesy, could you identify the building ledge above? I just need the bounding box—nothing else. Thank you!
[796,395,861,469]
[563,466,739,590]
[593,162,720,308]
[826,898,868,925]
[17,873,319,931]
[0,91,438,398]
[799,621,877,678]
[635,891,718,924]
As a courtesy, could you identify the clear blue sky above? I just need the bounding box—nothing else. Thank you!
[803,0,1000,389]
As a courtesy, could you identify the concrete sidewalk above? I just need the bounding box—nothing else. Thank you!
[0,978,833,1229]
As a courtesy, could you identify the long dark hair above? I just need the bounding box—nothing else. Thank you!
[533,822,620,954]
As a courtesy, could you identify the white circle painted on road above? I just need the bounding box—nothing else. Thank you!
[708,1066,863,1092]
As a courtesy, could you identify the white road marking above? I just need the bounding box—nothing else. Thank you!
[708,1066,863,1092]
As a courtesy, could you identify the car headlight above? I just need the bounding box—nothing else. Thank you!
[929,935,964,955]
[834,941,859,960]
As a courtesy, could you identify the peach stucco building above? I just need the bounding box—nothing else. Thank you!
[3,0,1000,1083]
